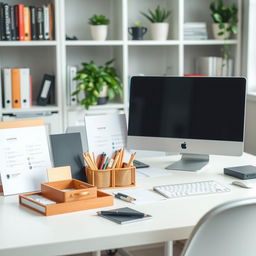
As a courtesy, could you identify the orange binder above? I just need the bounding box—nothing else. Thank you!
[24,6,31,41]
[17,4,25,41]
[48,3,54,40]
[11,69,21,108]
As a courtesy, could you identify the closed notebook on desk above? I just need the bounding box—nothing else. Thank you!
[98,207,152,224]
[50,133,86,182]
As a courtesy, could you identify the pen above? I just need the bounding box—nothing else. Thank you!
[116,192,136,201]
[97,210,149,218]
[114,194,134,202]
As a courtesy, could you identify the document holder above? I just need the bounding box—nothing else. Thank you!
[86,166,136,189]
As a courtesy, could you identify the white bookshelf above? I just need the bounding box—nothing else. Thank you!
[0,0,242,133]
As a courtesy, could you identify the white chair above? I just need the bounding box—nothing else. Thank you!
[181,197,256,256]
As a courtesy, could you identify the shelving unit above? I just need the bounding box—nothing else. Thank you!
[0,0,242,133]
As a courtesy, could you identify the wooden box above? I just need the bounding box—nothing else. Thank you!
[41,179,97,203]
[86,166,136,189]
[19,191,113,216]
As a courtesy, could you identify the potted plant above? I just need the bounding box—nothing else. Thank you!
[88,14,110,40]
[73,59,123,110]
[128,21,147,40]
[210,0,238,40]
[141,5,171,40]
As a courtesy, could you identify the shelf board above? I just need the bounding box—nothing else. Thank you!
[128,40,180,46]
[67,103,125,111]
[2,106,60,114]
[0,41,57,46]
[65,40,123,46]
[183,40,237,45]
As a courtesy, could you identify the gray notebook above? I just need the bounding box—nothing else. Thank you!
[50,133,86,182]
[98,207,152,224]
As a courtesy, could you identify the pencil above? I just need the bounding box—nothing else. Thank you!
[127,152,136,167]
[112,151,121,169]
[86,153,98,170]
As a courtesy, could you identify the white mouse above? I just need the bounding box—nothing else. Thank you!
[232,180,256,189]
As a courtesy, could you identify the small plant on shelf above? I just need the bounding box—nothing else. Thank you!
[210,0,238,40]
[73,60,123,110]
[128,21,147,40]
[140,5,171,40]
[88,14,110,40]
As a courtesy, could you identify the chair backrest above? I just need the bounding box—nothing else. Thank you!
[181,197,256,256]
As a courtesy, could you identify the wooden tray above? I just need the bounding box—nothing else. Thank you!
[41,179,97,203]
[86,166,136,189]
[19,191,113,216]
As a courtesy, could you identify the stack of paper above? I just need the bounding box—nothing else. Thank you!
[184,22,208,40]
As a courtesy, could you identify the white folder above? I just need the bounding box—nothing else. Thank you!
[20,68,30,108]
[3,68,12,109]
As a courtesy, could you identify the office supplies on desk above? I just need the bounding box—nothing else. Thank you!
[232,180,256,189]
[97,207,152,224]
[114,193,136,202]
[133,160,150,169]
[224,165,256,180]
[0,119,52,196]
[153,180,230,199]
[50,133,86,181]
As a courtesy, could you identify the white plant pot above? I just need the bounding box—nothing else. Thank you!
[212,23,231,40]
[98,85,108,105]
[90,25,108,41]
[150,23,169,40]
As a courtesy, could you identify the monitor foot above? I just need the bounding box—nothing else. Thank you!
[166,153,209,172]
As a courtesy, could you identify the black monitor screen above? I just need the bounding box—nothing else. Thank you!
[128,76,246,142]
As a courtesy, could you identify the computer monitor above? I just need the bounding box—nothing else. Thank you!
[127,76,246,171]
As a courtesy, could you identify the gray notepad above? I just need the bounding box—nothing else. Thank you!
[98,207,152,224]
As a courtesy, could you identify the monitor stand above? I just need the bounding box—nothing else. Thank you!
[165,153,209,172]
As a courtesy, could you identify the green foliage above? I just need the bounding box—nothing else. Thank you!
[141,5,171,23]
[133,21,143,27]
[210,0,238,38]
[73,60,123,110]
[88,14,110,25]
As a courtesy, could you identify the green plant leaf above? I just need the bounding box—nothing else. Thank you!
[213,13,222,23]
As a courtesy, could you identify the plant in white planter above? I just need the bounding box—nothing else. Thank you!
[141,5,171,41]
[210,0,238,40]
[73,60,123,110]
[88,14,110,41]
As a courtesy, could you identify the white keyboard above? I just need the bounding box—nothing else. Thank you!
[153,180,230,199]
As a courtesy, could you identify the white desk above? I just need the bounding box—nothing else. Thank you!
[1,153,256,256]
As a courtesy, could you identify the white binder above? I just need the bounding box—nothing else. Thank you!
[43,5,50,40]
[20,68,30,108]
[3,68,12,109]
[67,66,78,106]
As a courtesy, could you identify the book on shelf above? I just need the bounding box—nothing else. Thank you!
[184,22,208,40]
[196,56,233,77]
[0,2,54,41]
[1,67,32,109]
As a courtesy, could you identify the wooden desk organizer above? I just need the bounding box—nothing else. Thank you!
[41,179,97,203]
[85,166,136,189]
[19,190,113,216]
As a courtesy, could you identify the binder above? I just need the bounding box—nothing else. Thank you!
[0,3,4,40]
[43,5,49,40]
[37,74,54,106]
[30,6,36,40]
[67,66,77,106]
[24,6,31,41]
[10,6,17,40]
[3,4,11,41]
[14,5,19,40]
[48,3,54,40]
[20,68,30,108]
[17,4,25,41]
[36,7,43,40]
[11,68,21,108]
[3,68,12,109]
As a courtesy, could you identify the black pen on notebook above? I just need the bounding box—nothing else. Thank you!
[114,193,136,202]
[97,210,149,218]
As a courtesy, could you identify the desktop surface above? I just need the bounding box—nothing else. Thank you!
[0,153,255,256]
